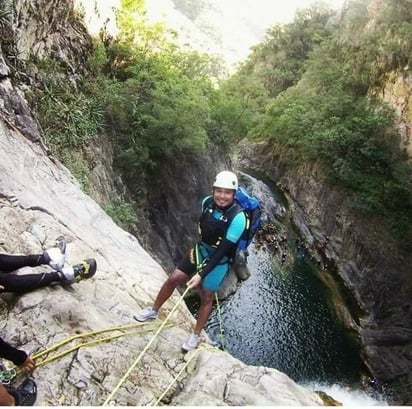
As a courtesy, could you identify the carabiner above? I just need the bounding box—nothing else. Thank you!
[0,368,17,385]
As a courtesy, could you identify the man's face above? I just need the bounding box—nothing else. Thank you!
[213,187,235,208]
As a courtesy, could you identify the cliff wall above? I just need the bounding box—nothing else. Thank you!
[237,137,412,400]
[0,1,324,405]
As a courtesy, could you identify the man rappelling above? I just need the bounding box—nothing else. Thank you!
[134,171,248,351]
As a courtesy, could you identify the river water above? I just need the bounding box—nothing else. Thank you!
[191,174,387,405]
[206,244,361,385]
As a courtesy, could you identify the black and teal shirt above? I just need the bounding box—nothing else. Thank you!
[198,195,247,257]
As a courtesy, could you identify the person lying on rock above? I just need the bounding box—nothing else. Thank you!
[135,171,247,352]
[0,239,97,294]
[0,337,37,406]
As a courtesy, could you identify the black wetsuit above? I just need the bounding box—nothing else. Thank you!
[0,253,61,294]
[0,337,27,366]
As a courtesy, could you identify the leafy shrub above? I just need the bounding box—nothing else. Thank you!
[104,202,137,231]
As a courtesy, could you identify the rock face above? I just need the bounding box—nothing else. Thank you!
[236,139,412,401]
[379,73,412,159]
[170,349,323,406]
[1,0,248,299]
[0,119,324,405]
[0,0,408,404]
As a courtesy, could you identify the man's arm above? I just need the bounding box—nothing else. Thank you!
[0,337,35,373]
[0,337,28,365]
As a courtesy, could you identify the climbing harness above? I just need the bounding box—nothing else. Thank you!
[199,198,243,248]
[200,188,262,254]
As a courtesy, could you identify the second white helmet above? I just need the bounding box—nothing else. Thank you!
[213,171,238,190]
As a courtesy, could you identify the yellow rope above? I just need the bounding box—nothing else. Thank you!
[151,344,215,406]
[13,323,172,377]
[10,248,225,405]
[102,286,191,406]
[32,322,154,360]
[215,293,225,350]
[35,324,173,368]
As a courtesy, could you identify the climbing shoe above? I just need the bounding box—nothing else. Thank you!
[134,307,158,322]
[61,258,97,284]
[43,238,66,271]
[12,378,37,406]
[181,333,200,352]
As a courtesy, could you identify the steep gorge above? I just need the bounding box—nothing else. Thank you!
[0,0,326,406]
[0,0,411,404]
[236,138,412,402]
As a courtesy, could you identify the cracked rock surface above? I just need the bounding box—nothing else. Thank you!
[0,119,323,405]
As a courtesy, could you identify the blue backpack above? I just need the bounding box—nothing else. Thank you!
[234,187,262,252]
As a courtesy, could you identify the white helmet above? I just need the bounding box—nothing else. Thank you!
[213,171,238,190]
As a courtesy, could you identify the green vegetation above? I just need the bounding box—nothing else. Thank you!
[220,0,412,241]
[31,0,411,243]
[32,0,230,192]
[0,1,17,65]
[38,84,104,152]
[104,202,137,231]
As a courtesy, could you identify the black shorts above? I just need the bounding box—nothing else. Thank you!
[176,249,197,276]
[176,245,230,292]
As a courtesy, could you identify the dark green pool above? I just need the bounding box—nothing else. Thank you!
[205,244,363,386]
[186,172,387,404]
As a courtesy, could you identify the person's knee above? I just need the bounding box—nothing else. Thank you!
[0,383,15,405]
[200,290,214,305]
[167,269,188,287]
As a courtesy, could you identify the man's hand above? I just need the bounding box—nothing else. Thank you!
[187,273,202,289]
[19,356,35,374]
[0,285,4,292]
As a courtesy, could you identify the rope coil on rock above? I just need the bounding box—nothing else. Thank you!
[34,325,172,369]
[4,261,227,405]
[32,322,157,361]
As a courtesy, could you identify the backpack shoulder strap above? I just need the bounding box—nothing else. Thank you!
[224,200,245,222]
[202,195,214,213]
[201,197,244,221]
